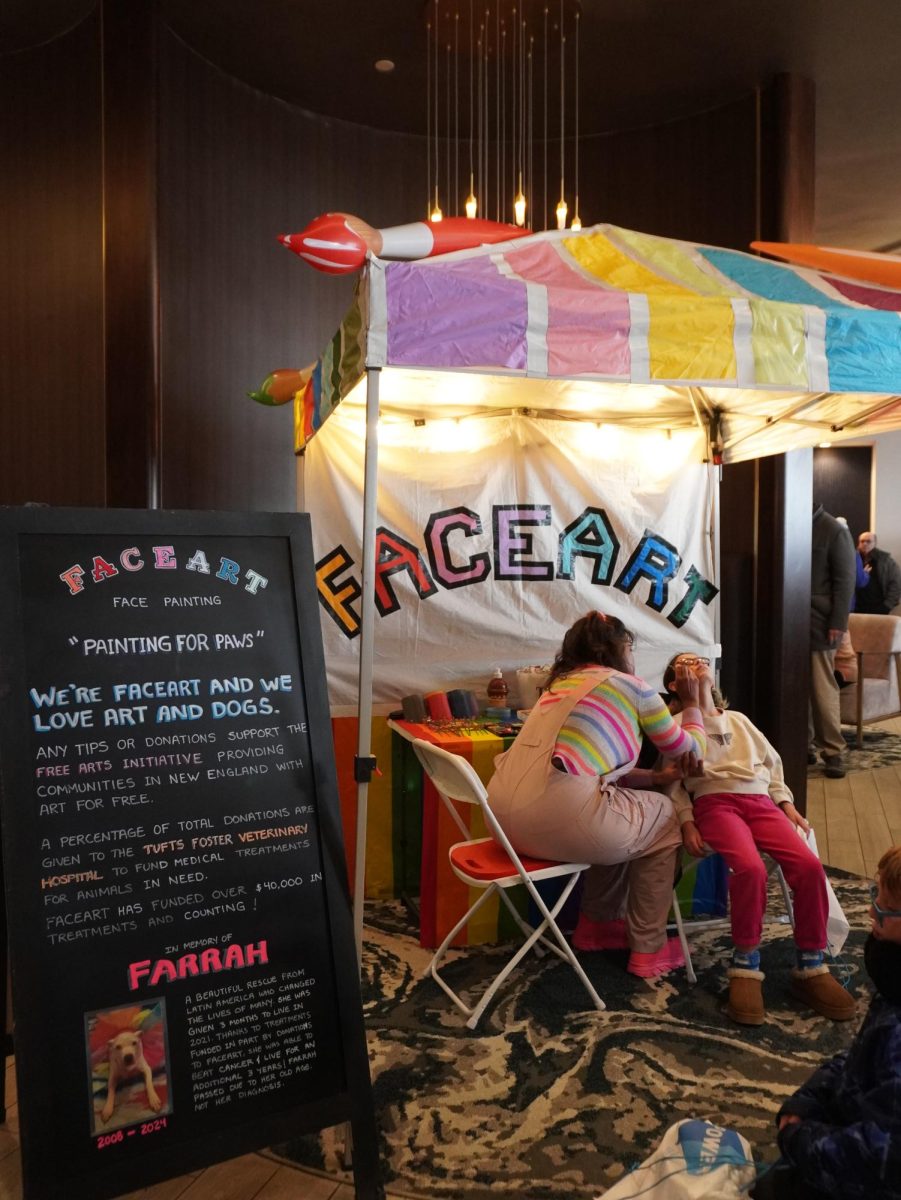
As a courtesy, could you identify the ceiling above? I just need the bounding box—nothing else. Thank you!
[4,0,901,250]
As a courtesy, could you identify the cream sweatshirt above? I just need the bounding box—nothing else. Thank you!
[672,708,793,823]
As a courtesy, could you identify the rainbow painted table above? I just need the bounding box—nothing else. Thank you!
[387,719,530,949]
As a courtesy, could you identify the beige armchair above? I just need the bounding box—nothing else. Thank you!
[840,613,901,748]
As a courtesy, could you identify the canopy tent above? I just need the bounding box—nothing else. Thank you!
[277,223,901,463]
[262,221,901,959]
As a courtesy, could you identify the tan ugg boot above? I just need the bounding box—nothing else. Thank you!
[726,968,765,1025]
[790,965,856,1020]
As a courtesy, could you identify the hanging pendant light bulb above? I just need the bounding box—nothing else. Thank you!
[571,200,581,231]
[465,172,478,219]
[513,172,527,226]
[555,196,568,230]
[431,186,444,222]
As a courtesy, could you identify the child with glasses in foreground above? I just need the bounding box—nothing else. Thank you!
[750,845,901,1200]
[664,652,855,1025]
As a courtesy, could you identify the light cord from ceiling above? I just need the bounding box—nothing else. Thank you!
[472,0,479,216]
[543,4,548,229]
[432,0,442,220]
[454,12,459,215]
[425,0,581,231]
[556,0,567,229]
[446,41,451,216]
[426,18,432,217]
[571,8,580,229]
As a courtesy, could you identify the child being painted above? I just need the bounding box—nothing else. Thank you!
[751,844,901,1200]
[664,651,856,1025]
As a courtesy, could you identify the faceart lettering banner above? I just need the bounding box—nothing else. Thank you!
[306,411,718,711]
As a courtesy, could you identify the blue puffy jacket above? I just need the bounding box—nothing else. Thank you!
[777,994,901,1198]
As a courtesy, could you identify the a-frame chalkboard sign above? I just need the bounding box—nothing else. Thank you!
[0,507,382,1199]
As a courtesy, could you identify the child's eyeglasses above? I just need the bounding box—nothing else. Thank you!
[676,656,710,667]
[869,882,901,924]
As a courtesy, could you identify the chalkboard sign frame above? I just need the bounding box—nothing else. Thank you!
[0,507,382,1200]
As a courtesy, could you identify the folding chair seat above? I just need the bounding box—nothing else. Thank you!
[670,850,794,985]
[411,738,605,1029]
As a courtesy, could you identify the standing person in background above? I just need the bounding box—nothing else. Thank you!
[856,531,901,615]
[832,517,868,689]
[809,504,856,778]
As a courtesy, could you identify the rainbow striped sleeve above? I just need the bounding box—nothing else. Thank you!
[553,673,644,776]
[638,687,707,760]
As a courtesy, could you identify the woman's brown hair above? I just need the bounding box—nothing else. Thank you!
[544,611,634,691]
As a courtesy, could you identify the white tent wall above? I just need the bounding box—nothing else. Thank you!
[304,403,720,710]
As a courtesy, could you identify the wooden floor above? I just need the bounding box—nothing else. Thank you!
[806,714,901,877]
[2,720,896,1200]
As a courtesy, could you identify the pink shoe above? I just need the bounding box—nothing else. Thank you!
[627,938,686,978]
[572,915,629,951]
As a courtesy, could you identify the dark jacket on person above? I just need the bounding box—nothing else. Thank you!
[857,547,901,614]
[810,505,856,650]
[776,992,901,1199]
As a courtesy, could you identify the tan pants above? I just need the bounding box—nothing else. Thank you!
[809,648,845,757]
[487,668,682,953]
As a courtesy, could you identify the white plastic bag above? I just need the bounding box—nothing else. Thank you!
[805,826,851,955]
[598,1119,756,1199]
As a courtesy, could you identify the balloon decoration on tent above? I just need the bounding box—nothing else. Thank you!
[279,211,529,275]
[752,241,901,292]
[248,367,308,407]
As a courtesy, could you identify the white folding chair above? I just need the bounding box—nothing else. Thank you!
[670,851,795,985]
[411,738,606,1028]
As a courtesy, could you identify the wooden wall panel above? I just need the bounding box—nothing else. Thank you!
[0,11,105,507]
[578,91,759,249]
[102,0,161,508]
[157,28,429,511]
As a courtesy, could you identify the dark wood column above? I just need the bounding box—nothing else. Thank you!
[102,0,161,507]
[720,452,813,811]
[759,73,816,242]
[718,71,816,812]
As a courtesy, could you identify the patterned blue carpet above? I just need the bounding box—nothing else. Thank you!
[267,870,872,1199]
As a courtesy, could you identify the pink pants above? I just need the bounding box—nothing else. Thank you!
[691,792,828,950]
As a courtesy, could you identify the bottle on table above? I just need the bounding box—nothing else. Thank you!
[486,668,509,705]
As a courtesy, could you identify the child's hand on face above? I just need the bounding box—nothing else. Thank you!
[682,820,706,857]
[695,661,715,685]
[674,663,700,706]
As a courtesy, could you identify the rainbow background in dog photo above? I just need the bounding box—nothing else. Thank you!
[85,999,172,1135]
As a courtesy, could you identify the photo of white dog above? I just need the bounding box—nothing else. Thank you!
[86,1001,171,1134]
[101,1030,162,1123]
